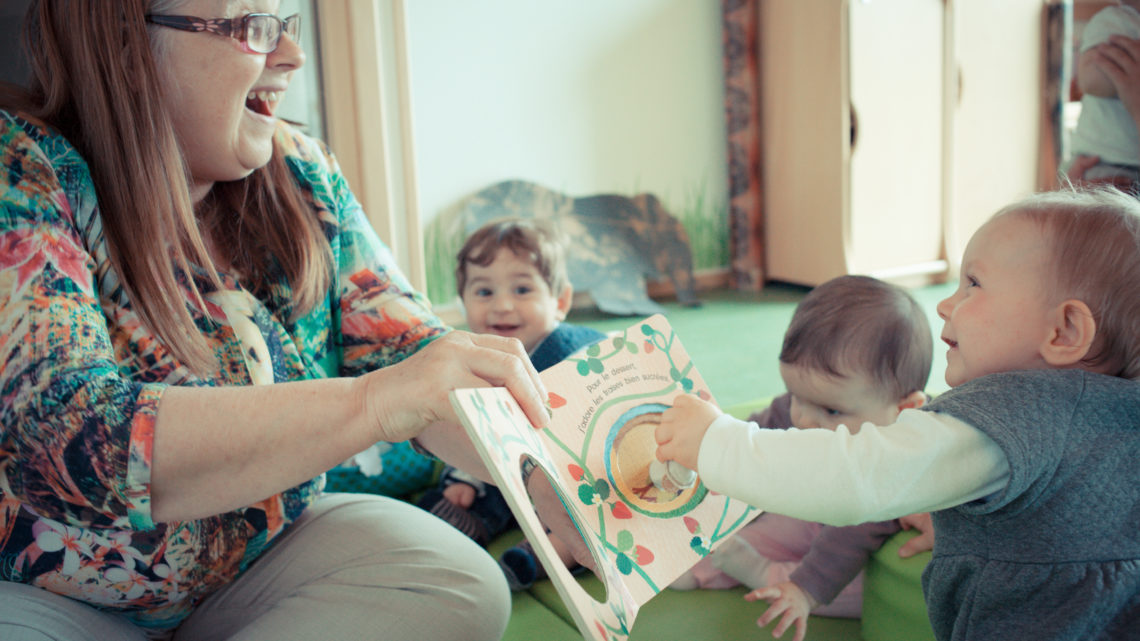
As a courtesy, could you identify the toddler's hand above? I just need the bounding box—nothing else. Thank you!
[897,512,935,558]
[443,481,477,509]
[746,580,817,641]
[655,394,722,471]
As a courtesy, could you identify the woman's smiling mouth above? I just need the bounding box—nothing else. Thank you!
[245,90,283,117]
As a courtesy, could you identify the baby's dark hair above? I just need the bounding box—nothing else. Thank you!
[779,275,933,401]
[994,186,1140,380]
[455,218,569,296]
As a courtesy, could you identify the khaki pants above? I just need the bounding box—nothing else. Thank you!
[0,493,510,641]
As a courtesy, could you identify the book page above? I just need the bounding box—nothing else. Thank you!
[450,314,759,641]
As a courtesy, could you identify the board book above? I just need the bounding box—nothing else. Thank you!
[449,314,759,641]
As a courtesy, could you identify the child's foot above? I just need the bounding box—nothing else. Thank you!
[500,541,545,591]
[499,540,589,591]
[418,490,490,545]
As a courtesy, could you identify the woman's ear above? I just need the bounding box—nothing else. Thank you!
[1041,299,1096,367]
[555,284,574,321]
[897,390,927,412]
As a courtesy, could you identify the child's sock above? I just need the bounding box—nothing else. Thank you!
[500,541,543,591]
[421,493,490,545]
[708,535,772,590]
[499,539,586,591]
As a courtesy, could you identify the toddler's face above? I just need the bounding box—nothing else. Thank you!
[936,214,1055,387]
[461,249,570,353]
[779,362,906,432]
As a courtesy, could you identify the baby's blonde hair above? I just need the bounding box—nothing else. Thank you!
[994,187,1140,380]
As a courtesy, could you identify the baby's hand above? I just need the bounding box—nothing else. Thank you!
[897,512,935,558]
[746,580,817,641]
[654,394,722,471]
[443,481,477,508]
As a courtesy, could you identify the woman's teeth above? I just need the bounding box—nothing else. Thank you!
[249,90,282,103]
[246,91,282,117]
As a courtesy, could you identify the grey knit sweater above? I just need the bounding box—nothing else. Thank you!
[923,369,1140,641]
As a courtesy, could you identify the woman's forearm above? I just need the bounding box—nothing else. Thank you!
[151,376,373,522]
[416,419,495,485]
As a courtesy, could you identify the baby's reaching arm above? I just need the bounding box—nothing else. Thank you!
[657,395,1009,525]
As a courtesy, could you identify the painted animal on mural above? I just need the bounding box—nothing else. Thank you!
[459,180,701,316]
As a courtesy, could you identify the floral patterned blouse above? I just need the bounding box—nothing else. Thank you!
[0,110,447,631]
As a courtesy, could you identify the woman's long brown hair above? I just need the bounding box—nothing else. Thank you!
[7,0,331,374]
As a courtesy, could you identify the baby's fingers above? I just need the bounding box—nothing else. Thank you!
[745,587,780,602]
[751,593,788,628]
[653,421,676,461]
[770,610,807,641]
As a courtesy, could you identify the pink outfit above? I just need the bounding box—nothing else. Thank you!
[685,513,864,617]
[683,393,902,617]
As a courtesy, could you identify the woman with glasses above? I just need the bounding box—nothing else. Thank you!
[0,2,573,639]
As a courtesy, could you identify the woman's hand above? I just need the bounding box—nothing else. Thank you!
[1093,36,1140,126]
[1066,154,1101,184]
[363,330,549,444]
[747,580,818,641]
[655,394,722,471]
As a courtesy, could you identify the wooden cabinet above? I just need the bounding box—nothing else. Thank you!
[946,0,1045,271]
[759,0,1042,287]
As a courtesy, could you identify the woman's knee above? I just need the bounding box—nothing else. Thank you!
[202,494,511,641]
[0,582,147,641]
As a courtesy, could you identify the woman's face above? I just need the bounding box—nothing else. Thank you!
[154,0,304,201]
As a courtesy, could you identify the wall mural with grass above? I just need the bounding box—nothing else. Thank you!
[422,180,728,310]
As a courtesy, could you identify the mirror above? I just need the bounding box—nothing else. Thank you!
[1048,0,1140,187]
[522,456,608,603]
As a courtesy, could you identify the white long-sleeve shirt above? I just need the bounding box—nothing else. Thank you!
[697,409,1010,526]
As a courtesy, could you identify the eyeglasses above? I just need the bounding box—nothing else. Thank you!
[145,13,301,54]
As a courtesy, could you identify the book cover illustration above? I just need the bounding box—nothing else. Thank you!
[449,314,759,641]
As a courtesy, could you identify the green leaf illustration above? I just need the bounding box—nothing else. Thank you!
[616,552,633,575]
[617,529,634,552]
[578,484,596,505]
[593,479,611,501]
[576,360,590,376]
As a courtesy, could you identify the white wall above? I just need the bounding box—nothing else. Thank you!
[403,0,728,226]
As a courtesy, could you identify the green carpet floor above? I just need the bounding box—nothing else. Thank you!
[564,281,957,408]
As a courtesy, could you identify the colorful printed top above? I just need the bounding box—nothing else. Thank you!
[0,110,447,631]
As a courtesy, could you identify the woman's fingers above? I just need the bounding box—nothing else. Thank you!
[365,330,549,442]
[466,333,549,428]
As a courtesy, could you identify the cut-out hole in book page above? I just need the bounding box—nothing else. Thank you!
[449,314,760,641]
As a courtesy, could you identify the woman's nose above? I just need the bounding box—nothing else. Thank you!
[268,28,306,71]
